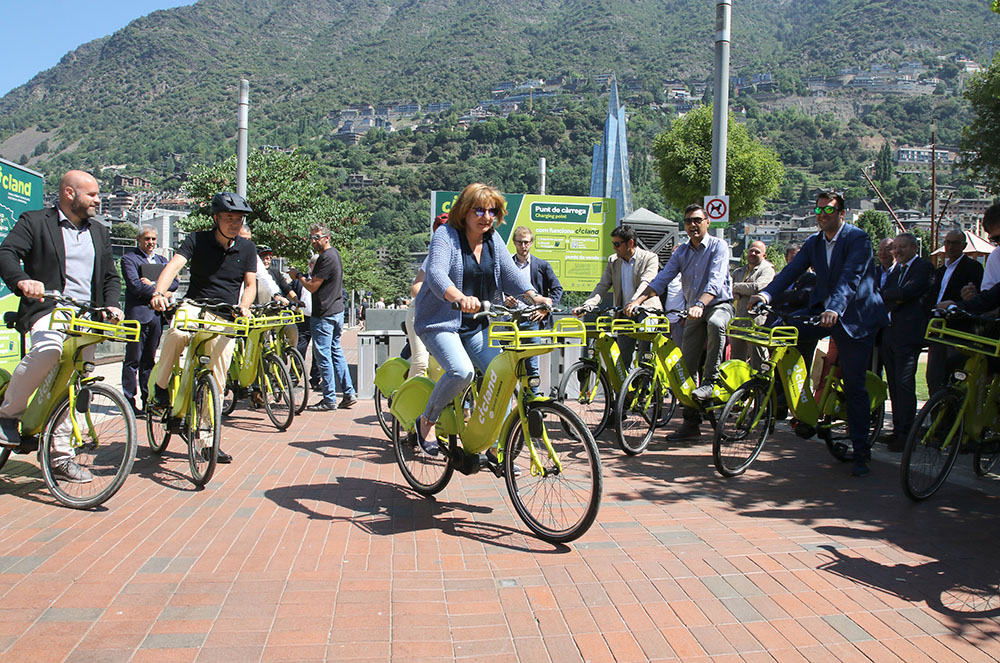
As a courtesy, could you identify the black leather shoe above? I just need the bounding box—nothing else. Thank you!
[0,418,22,450]
[667,420,701,441]
[217,449,233,464]
[150,385,170,409]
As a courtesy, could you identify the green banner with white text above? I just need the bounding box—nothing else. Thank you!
[0,158,45,370]
[430,192,615,291]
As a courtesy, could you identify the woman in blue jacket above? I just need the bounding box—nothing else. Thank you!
[413,183,551,454]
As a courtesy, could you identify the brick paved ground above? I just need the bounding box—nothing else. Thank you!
[1,328,998,662]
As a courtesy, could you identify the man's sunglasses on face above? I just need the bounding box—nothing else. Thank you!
[815,205,840,215]
[684,216,706,225]
[309,234,327,240]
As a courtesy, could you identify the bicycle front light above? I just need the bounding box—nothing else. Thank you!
[82,361,96,375]
[953,370,968,382]
[199,356,211,366]
[759,361,772,373]
[527,377,541,390]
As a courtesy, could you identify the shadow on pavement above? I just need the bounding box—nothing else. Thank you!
[599,425,1000,629]
[264,477,571,554]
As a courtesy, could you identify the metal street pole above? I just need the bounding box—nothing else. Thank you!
[237,79,250,198]
[711,0,732,237]
[930,121,937,255]
[539,157,547,195]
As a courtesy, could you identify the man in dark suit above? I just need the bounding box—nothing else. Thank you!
[751,191,888,477]
[875,237,895,291]
[0,170,122,482]
[879,233,933,450]
[505,226,563,388]
[121,225,178,415]
[926,230,984,394]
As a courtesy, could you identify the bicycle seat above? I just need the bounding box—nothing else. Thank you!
[3,312,16,330]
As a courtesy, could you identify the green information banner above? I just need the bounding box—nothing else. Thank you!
[430,191,615,291]
[0,158,45,370]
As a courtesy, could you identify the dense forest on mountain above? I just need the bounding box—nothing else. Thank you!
[0,0,994,251]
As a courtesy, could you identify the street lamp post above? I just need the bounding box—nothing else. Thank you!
[710,0,732,238]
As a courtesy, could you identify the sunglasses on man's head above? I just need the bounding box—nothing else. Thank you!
[815,205,840,215]
[473,207,499,218]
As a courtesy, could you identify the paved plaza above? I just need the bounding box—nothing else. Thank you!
[0,328,998,662]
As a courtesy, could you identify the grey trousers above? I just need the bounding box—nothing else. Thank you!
[681,301,734,422]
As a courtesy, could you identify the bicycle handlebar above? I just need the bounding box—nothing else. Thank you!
[42,291,116,319]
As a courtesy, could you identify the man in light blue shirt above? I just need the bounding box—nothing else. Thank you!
[625,203,733,440]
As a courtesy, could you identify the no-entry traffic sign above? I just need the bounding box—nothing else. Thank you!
[703,195,729,227]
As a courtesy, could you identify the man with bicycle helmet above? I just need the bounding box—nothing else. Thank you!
[0,170,123,483]
[149,192,257,464]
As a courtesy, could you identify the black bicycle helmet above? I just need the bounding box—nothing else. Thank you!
[256,244,273,255]
[211,192,253,215]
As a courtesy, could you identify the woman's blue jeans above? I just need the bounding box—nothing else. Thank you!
[420,327,499,422]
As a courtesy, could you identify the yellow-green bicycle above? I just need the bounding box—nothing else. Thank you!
[0,292,140,508]
[146,299,249,486]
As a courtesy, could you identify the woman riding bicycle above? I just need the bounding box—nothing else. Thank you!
[412,183,551,455]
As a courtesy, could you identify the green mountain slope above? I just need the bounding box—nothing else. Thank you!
[0,0,995,179]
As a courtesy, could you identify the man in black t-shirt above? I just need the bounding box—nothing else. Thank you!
[289,223,357,410]
[150,192,257,463]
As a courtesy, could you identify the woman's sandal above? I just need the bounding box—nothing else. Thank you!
[414,416,438,456]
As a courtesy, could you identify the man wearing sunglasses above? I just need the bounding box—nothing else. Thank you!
[289,224,358,411]
[574,224,662,370]
[626,204,734,441]
[750,192,887,477]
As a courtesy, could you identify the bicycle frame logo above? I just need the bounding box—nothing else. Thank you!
[477,369,500,425]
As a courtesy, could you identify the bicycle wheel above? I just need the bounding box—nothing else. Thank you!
[614,367,660,455]
[974,438,1000,477]
[821,400,885,462]
[375,387,395,440]
[258,353,294,431]
[39,385,138,509]
[901,389,964,501]
[556,361,611,437]
[391,417,453,495]
[146,402,171,455]
[713,381,773,477]
[283,347,309,415]
[221,381,238,416]
[504,400,602,543]
[658,386,678,426]
[188,373,221,487]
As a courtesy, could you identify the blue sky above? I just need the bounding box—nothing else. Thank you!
[0,1,195,97]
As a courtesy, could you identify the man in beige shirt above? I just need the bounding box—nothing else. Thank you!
[574,224,662,371]
[730,240,774,367]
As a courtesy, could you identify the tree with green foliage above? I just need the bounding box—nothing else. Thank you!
[856,210,894,253]
[652,105,784,222]
[184,150,367,264]
[962,57,1000,192]
[111,222,138,241]
[874,142,894,182]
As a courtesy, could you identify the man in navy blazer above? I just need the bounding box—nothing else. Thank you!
[121,225,178,413]
[751,192,888,477]
[505,226,563,386]
[879,233,933,450]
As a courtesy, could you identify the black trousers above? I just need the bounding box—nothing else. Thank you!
[883,340,921,438]
[122,315,164,405]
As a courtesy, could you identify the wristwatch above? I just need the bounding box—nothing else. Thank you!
[693,301,706,309]
[152,291,164,298]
